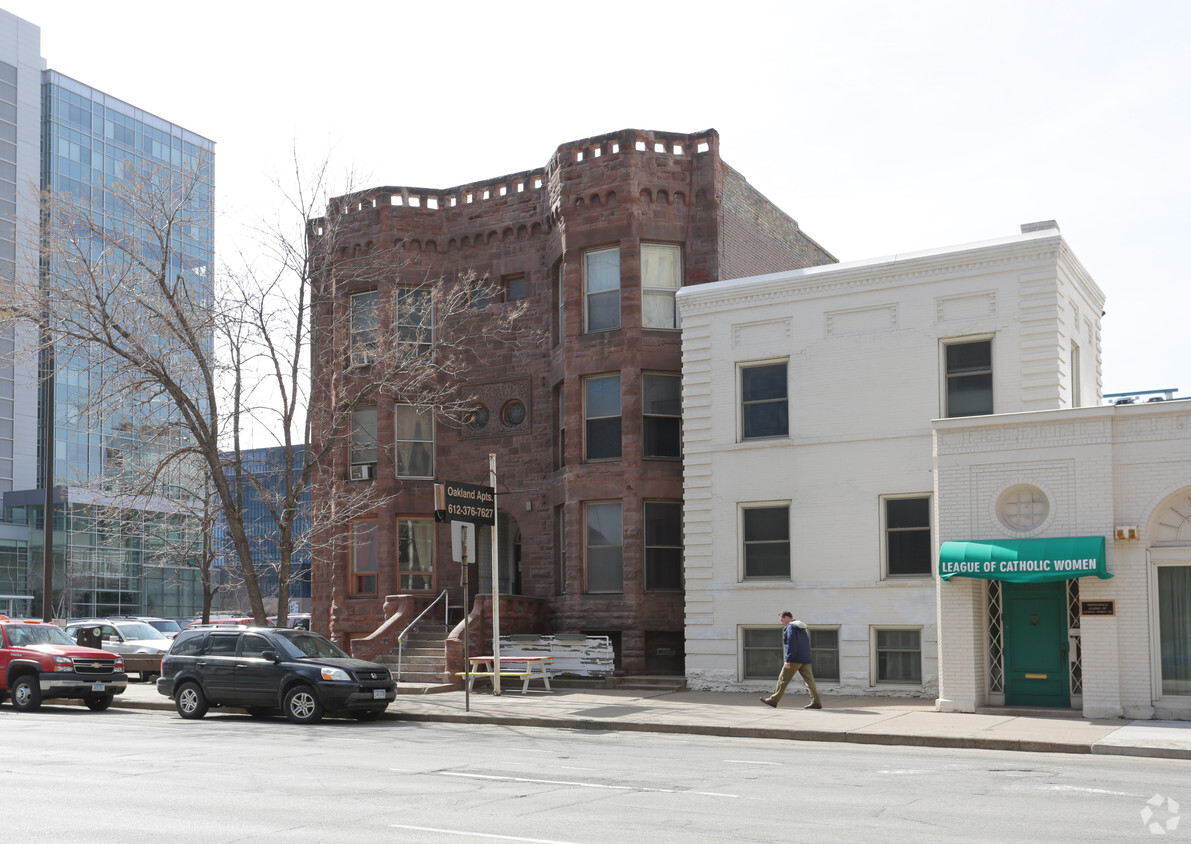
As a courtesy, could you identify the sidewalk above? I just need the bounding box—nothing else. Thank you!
[107,680,1191,760]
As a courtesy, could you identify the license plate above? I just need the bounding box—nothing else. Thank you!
[372,689,385,700]
[91,683,106,692]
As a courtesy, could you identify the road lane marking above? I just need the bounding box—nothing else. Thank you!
[389,825,581,843]
[724,759,781,765]
[439,771,739,798]
[1040,785,1140,797]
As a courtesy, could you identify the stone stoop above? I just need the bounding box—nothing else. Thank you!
[379,625,453,685]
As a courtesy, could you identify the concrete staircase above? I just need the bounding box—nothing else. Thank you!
[379,624,452,685]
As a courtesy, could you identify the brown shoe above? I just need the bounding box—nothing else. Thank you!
[760,697,777,708]
[803,702,822,709]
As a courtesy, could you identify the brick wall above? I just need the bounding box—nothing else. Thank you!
[310,129,834,674]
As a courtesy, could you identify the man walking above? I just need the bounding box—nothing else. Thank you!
[761,611,823,709]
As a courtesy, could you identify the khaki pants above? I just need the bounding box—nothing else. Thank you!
[770,662,821,706]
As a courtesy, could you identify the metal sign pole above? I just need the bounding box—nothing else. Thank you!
[490,453,500,696]
[461,527,470,713]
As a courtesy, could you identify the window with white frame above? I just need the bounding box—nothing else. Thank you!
[351,520,378,594]
[742,504,790,579]
[944,338,993,417]
[1158,564,1191,696]
[810,628,840,681]
[883,495,931,576]
[350,407,378,468]
[584,374,621,460]
[642,373,681,458]
[741,361,788,440]
[874,628,922,684]
[584,246,620,332]
[398,517,434,591]
[584,501,623,593]
[742,627,783,680]
[396,287,433,359]
[350,291,378,364]
[644,500,682,591]
[641,243,681,329]
[395,403,433,478]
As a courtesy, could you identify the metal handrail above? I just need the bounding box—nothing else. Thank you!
[396,590,449,682]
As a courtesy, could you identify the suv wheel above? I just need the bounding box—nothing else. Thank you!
[10,675,41,712]
[175,681,209,719]
[84,692,114,711]
[283,684,323,724]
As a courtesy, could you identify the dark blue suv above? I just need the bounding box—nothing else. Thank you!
[157,627,395,724]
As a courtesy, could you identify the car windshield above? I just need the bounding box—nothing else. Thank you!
[277,631,351,660]
[5,624,76,647]
[148,619,181,634]
[117,622,168,640]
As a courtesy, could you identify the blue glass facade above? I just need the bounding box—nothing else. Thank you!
[215,446,312,608]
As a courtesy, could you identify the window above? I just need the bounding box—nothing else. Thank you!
[585,501,623,593]
[641,243,681,329]
[741,362,788,439]
[742,627,782,680]
[1158,565,1191,696]
[875,628,921,684]
[350,407,378,467]
[553,262,565,347]
[644,501,682,591]
[555,505,567,595]
[207,634,239,656]
[743,505,790,579]
[504,273,526,302]
[584,246,620,332]
[584,374,621,460]
[350,291,378,364]
[241,634,271,658]
[398,518,434,591]
[352,521,378,594]
[883,496,931,576]
[553,383,566,469]
[470,278,491,309]
[944,339,993,417]
[810,628,840,682]
[643,373,681,458]
[396,287,433,359]
[395,404,433,477]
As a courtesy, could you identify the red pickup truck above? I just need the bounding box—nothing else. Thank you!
[0,616,128,712]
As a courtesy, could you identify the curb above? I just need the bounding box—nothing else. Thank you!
[106,695,1191,760]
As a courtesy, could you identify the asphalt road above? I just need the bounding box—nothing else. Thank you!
[1,705,1186,843]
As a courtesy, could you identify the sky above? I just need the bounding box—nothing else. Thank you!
[8,0,1189,398]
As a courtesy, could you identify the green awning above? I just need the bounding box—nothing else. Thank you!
[939,536,1111,583]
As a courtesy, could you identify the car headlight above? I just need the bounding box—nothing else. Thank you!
[320,667,351,682]
[54,656,73,672]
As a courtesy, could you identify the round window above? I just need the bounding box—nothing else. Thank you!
[996,484,1050,532]
[502,400,526,427]
[468,404,490,431]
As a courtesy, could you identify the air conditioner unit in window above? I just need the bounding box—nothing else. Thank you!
[350,350,376,368]
[350,464,374,482]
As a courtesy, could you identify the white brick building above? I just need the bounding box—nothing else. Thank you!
[935,401,1191,720]
[676,223,1109,700]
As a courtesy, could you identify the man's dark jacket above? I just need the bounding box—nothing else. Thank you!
[783,620,812,664]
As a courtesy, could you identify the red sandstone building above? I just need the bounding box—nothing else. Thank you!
[309,128,835,675]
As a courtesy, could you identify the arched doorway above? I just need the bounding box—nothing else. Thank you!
[477,510,522,595]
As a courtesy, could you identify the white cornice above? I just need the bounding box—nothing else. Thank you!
[678,229,1104,315]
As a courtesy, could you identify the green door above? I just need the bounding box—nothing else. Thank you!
[1003,581,1070,707]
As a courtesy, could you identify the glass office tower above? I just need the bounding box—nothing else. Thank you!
[0,11,216,618]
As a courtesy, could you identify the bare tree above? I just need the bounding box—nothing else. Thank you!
[7,152,533,625]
